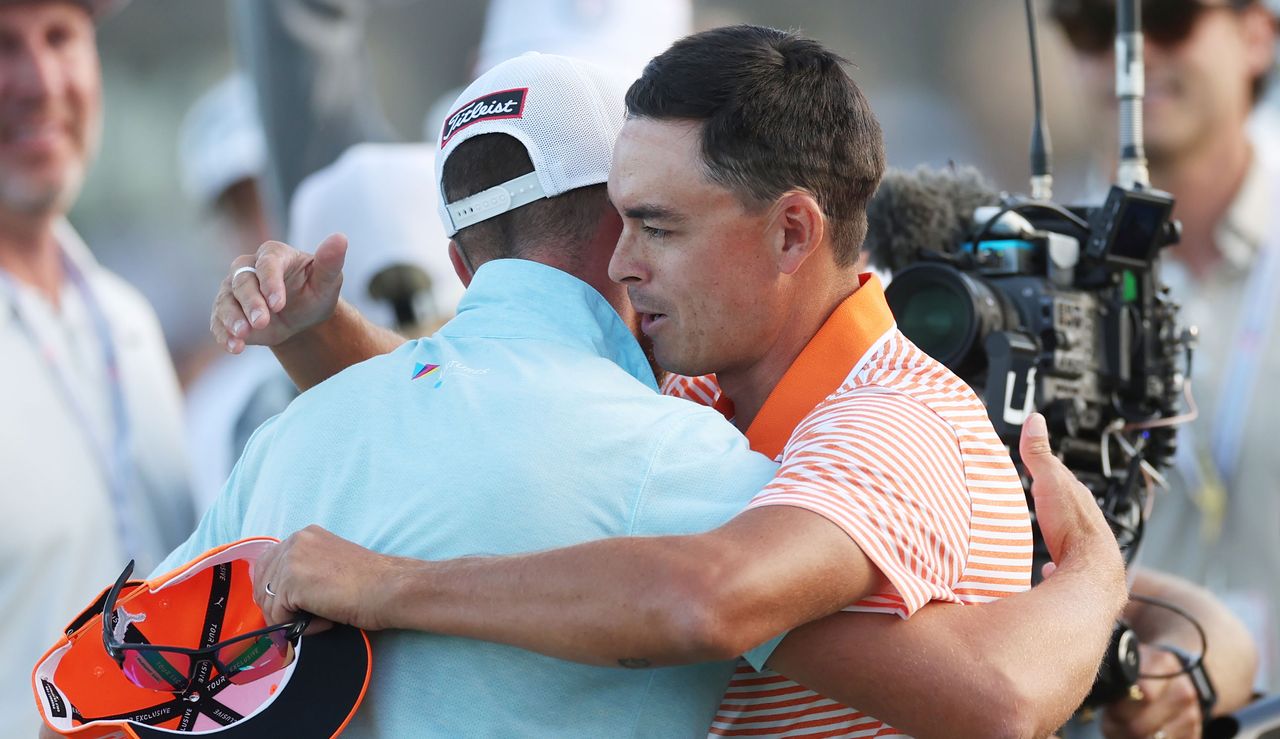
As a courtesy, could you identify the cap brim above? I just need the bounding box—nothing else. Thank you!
[88,0,128,21]
[0,0,128,21]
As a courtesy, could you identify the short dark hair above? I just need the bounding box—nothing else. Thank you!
[625,25,886,267]
[440,133,608,268]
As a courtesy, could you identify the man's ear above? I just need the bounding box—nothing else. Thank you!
[448,241,473,287]
[772,191,827,275]
[1241,4,1277,79]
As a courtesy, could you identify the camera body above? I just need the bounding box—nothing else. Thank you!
[882,183,1190,570]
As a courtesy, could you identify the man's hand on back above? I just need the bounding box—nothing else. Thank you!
[210,233,348,353]
[251,525,407,632]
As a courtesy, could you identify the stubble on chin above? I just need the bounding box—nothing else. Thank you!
[640,334,667,386]
[0,107,101,218]
[0,159,86,218]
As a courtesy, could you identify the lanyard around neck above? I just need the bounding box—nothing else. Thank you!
[0,249,139,559]
[1207,172,1280,488]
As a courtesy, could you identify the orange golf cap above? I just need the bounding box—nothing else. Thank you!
[32,538,371,737]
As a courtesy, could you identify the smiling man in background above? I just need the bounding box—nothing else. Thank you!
[1053,0,1280,697]
[0,2,194,737]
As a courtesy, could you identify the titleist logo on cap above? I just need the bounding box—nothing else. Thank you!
[441,88,528,147]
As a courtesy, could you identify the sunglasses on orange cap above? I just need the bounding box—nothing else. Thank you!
[101,559,309,694]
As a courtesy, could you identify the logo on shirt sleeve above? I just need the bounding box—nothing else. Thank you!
[412,363,444,387]
[440,88,528,146]
[411,360,489,389]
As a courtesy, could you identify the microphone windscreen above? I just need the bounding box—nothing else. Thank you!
[864,165,1002,273]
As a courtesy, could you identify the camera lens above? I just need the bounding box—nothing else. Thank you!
[885,263,1013,377]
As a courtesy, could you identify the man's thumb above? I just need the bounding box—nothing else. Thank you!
[1019,413,1055,476]
[313,233,349,288]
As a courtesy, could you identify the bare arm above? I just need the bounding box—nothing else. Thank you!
[1090,563,1259,737]
[770,557,1117,739]
[765,412,1128,739]
[254,505,885,667]
[210,235,403,390]
[1124,568,1258,716]
[270,299,402,390]
[1096,568,1260,739]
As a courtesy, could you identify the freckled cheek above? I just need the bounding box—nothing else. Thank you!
[683,294,737,358]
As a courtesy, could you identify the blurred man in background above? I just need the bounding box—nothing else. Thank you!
[177,74,271,266]
[1049,1,1278,736]
[176,73,282,513]
[287,142,464,336]
[0,2,194,737]
[1052,0,1280,697]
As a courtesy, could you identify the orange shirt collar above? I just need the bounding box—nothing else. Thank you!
[743,273,895,460]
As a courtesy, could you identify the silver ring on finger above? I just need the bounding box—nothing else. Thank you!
[264,581,276,597]
[1151,730,1167,739]
[233,265,259,281]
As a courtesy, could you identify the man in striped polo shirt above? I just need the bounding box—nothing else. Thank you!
[215,28,1126,737]
[500,27,1052,735]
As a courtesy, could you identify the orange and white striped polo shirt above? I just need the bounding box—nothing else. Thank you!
[662,274,1032,738]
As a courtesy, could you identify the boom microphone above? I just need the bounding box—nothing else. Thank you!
[863,165,1002,274]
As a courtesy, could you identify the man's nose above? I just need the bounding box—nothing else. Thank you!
[9,40,62,103]
[608,230,646,285]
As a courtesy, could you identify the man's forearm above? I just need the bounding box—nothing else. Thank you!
[378,516,877,668]
[1126,568,1260,715]
[768,549,1125,739]
[764,413,1131,739]
[384,540,730,667]
[273,300,403,390]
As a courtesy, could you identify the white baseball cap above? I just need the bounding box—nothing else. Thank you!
[85,0,126,17]
[435,52,630,237]
[290,142,465,328]
[177,74,267,207]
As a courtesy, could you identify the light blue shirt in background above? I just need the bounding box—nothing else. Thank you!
[158,259,778,738]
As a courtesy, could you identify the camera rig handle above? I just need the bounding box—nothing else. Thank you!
[982,330,1040,441]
